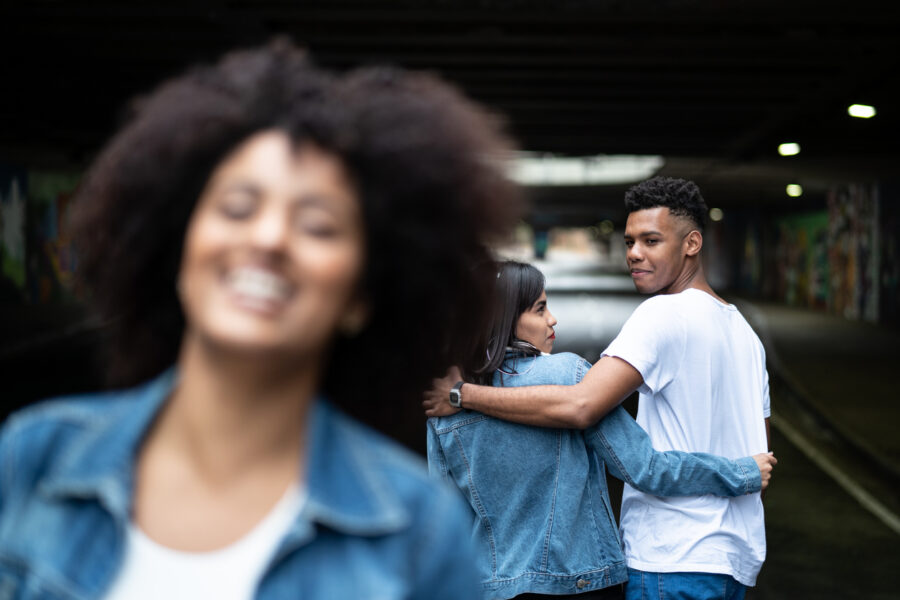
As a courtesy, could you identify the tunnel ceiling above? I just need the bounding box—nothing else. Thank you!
[2,0,898,223]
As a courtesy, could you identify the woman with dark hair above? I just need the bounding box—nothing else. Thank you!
[0,40,518,599]
[472,261,555,380]
[427,261,772,600]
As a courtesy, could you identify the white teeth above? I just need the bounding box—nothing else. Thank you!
[227,268,292,303]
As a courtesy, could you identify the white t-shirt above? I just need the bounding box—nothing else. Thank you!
[602,288,770,586]
[105,484,306,600]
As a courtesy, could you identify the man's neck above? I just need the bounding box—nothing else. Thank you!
[661,261,726,304]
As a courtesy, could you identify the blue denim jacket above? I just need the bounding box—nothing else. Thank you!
[0,369,482,600]
[427,352,760,600]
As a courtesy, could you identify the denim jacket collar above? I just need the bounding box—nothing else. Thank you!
[36,368,410,545]
[295,400,411,536]
[37,369,176,520]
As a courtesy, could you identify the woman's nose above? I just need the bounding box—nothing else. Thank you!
[249,207,291,251]
[547,311,558,327]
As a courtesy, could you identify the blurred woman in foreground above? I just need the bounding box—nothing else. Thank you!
[427,261,771,600]
[0,40,518,599]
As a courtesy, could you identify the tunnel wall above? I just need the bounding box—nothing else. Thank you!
[706,182,899,327]
[2,166,101,419]
[1,165,82,305]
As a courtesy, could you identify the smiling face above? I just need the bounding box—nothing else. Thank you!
[514,290,557,353]
[624,206,697,295]
[177,130,366,361]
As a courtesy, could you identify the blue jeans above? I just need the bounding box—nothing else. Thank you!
[625,569,747,600]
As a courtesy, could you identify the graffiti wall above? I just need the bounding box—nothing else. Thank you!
[27,171,82,304]
[0,167,27,301]
[877,184,899,326]
[740,183,886,323]
[773,210,830,310]
[0,165,82,305]
[826,184,880,321]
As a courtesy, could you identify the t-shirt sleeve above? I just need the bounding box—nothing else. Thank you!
[601,298,685,395]
[761,367,771,418]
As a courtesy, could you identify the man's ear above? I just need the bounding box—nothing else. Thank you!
[684,229,703,257]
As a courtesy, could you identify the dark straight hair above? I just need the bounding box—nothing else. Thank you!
[468,260,545,385]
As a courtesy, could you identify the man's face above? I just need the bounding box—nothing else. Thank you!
[623,207,692,295]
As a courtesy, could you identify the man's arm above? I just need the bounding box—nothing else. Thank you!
[423,357,643,429]
[587,406,776,496]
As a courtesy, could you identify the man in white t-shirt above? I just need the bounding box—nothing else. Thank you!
[425,176,773,600]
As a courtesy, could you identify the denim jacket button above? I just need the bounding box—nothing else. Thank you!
[576,578,590,589]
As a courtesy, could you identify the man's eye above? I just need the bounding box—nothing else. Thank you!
[646,239,658,245]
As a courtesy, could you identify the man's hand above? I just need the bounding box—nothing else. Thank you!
[423,366,463,418]
[753,452,777,491]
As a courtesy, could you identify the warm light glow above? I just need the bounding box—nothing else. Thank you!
[510,153,664,186]
[709,207,724,222]
[778,143,801,156]
[598,220,615,236]
[848,104,876,119]
[786,184,803,197]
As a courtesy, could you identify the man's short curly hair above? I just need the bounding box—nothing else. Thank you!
[623,176,708,232]
[70,39,521,432]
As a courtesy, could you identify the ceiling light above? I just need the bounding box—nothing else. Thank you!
[709,208,724,222]
[778,143,800,156]
[786,184,803,197]
[510,153,664,186]
[847,104,876,119]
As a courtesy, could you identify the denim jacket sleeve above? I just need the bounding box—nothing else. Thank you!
[0,420,12,514]
[585,406,761,496]
[409,482,483,600]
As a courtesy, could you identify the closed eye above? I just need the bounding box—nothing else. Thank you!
[292,204,342,238]
[218,195,257,219]
[215,183,260,219]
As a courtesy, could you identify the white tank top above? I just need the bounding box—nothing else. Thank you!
[105,485,306,600]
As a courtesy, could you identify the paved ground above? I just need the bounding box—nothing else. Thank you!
[750,423,900,599]
[737,300,900,480]
[539,259,900,599]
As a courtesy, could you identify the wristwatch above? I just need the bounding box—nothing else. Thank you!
[449,381,465,408]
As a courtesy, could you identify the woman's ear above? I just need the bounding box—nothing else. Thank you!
[684,229,703,257]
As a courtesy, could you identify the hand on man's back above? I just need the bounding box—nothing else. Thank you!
[424,366,463,418]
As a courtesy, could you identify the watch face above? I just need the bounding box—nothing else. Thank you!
[449,389,461,408]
